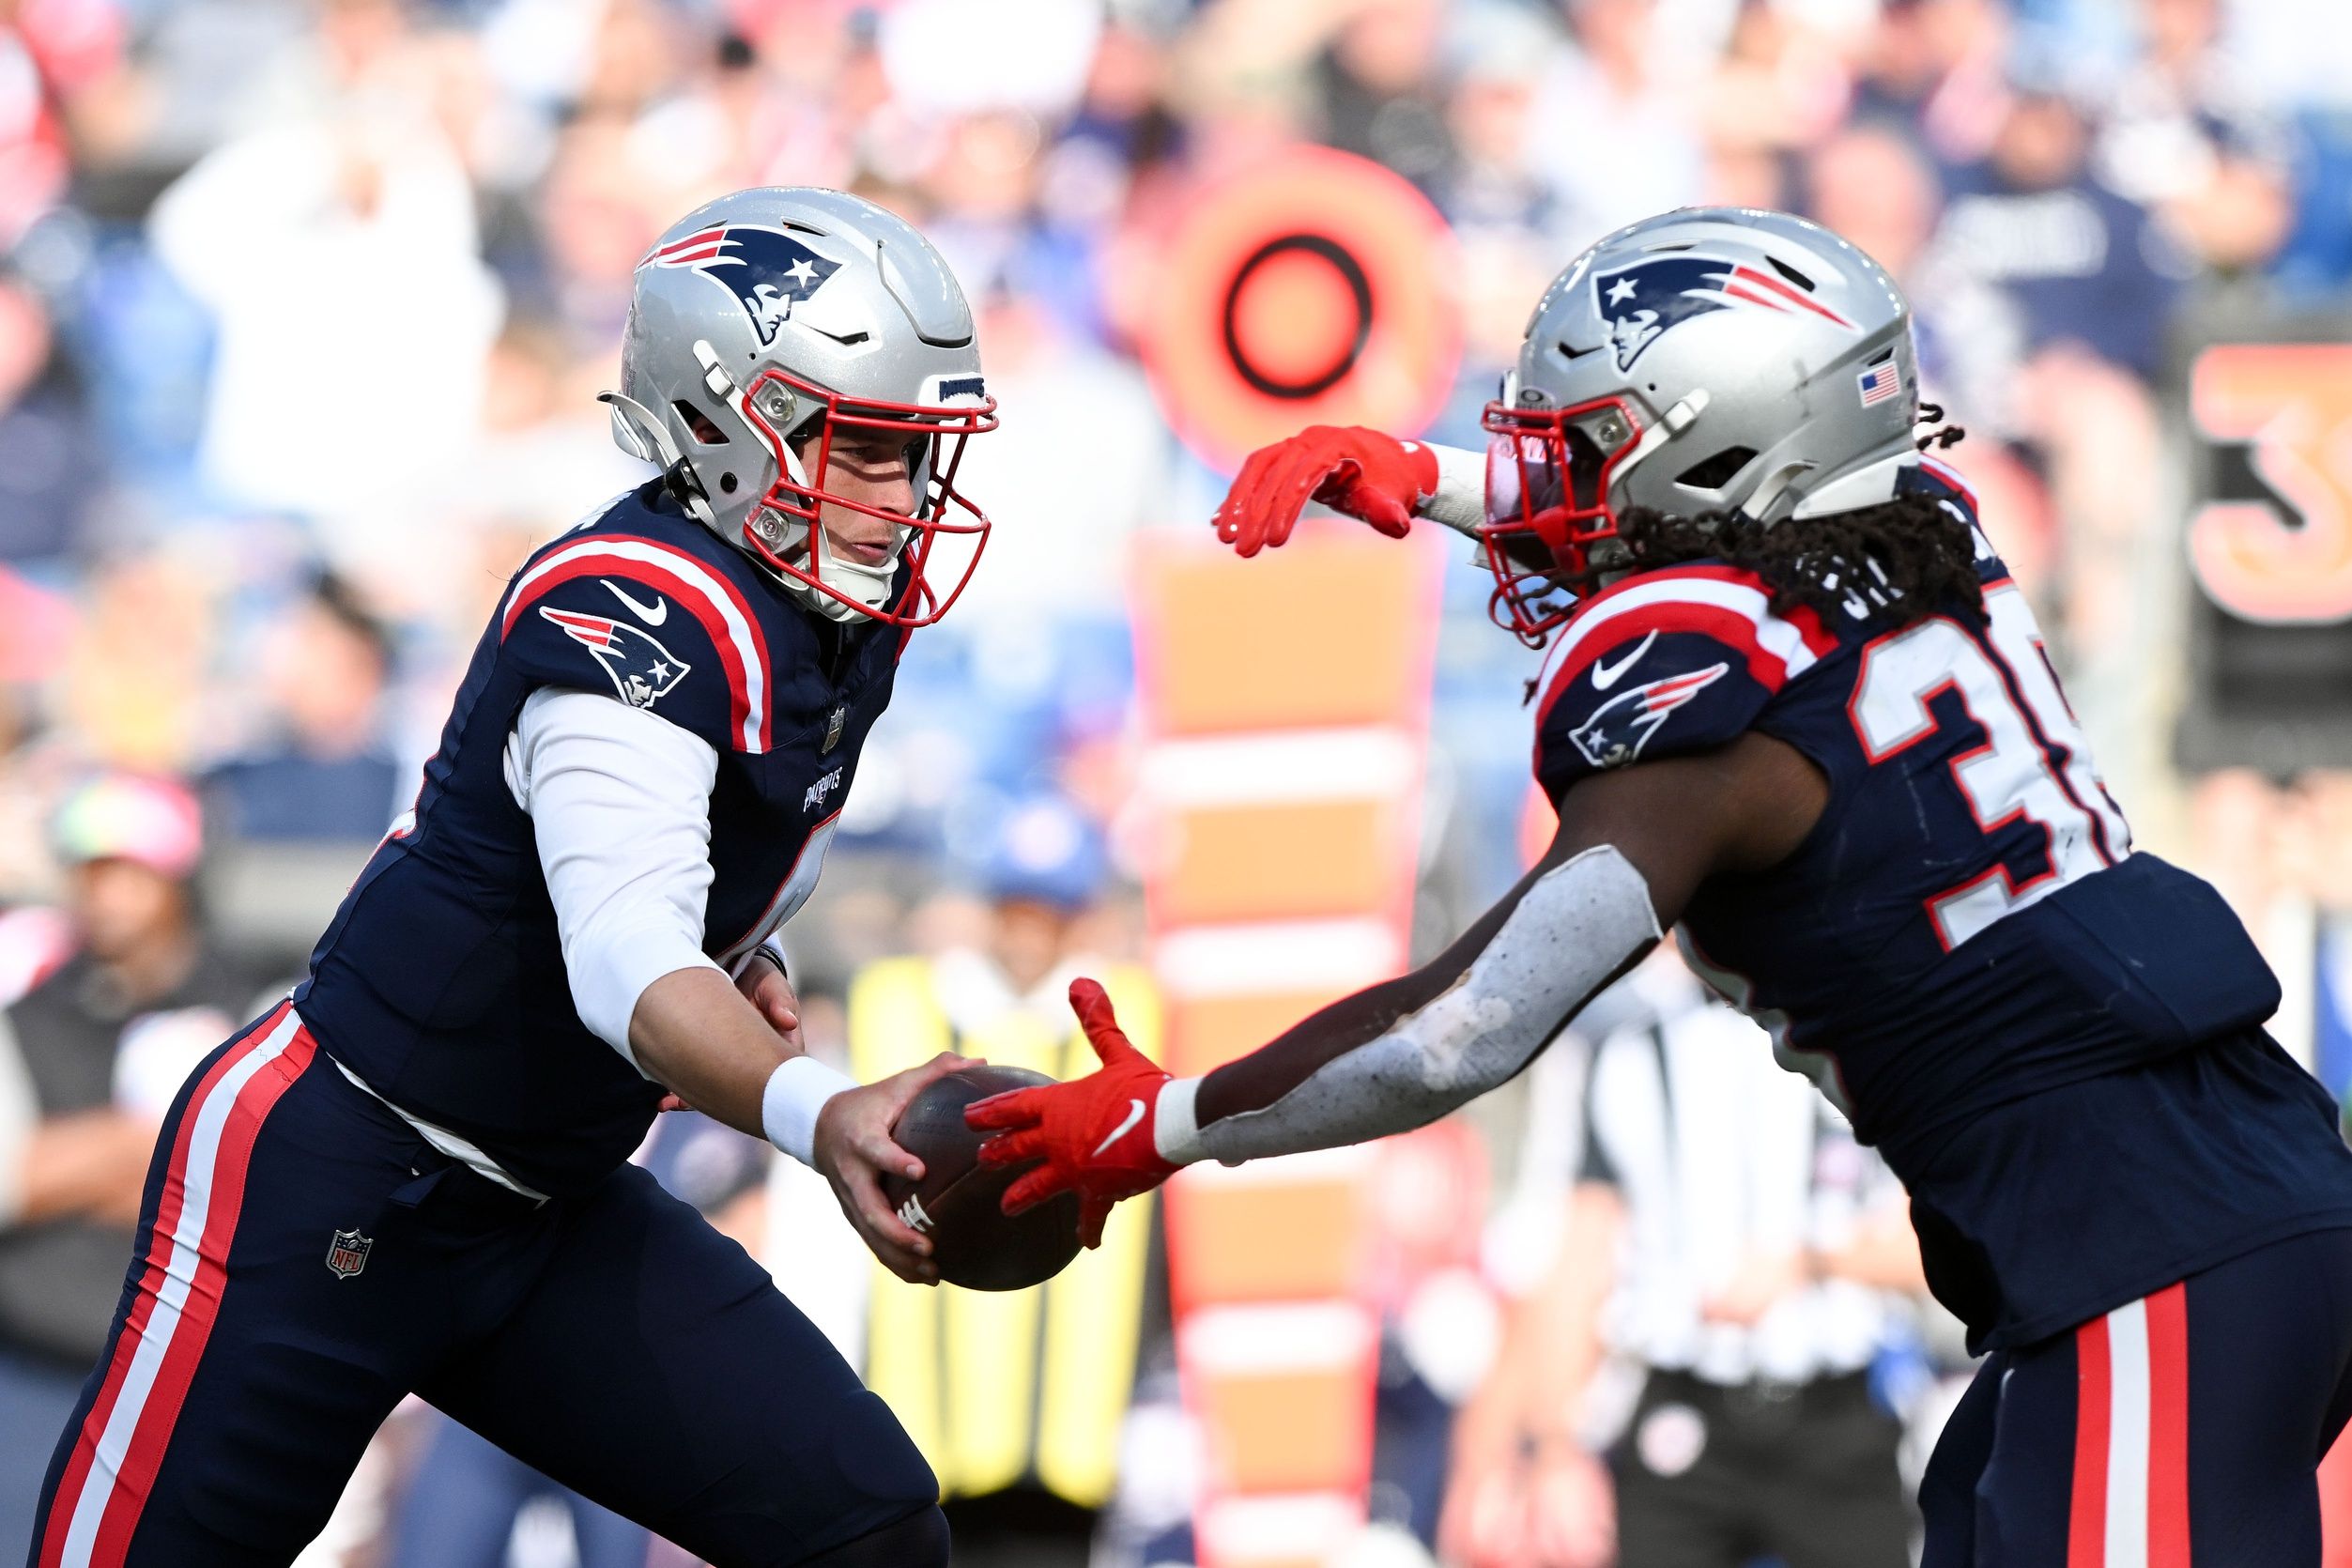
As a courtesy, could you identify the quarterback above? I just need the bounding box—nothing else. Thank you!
[974,208,2352,1563]
[32,189,990,1568]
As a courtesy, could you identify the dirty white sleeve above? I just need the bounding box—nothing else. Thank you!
[1412,441,1486,537]
[1156,845,1662,1165]
[510,688,726,1064]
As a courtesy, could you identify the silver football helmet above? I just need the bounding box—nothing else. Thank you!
[605,187,998,626]
[1482,208,1918,643]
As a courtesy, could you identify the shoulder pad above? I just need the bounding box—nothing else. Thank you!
[498,530,777,753]
[1533,564,1835,799]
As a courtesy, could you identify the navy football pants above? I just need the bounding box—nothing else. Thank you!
[25,1004,938,1568]
[1921,1224,2352,1567]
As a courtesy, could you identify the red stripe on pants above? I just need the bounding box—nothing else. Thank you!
[2071,1311,2113,1568]
[38,1007,313,1568]
[2145,1283,2192,1568]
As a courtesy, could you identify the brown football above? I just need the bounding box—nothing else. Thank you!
[882,1065,1083,1292]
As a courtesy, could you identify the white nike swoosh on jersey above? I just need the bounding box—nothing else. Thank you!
[1093,1099,1146,1160]
[1590,630,1658,690]
[602,578,669,626]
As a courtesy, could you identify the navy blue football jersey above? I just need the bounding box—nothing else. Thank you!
[1533,461,2352,1346]
[294,482,899,1195]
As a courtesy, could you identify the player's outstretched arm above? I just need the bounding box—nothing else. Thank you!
[1211,425,1484,557]
[968,734,1826,1224]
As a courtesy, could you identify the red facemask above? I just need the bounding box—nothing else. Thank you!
[1477,392,1645,647]
[731,363,999,628]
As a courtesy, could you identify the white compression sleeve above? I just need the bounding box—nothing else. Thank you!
[1413,441,1485,537]
[1165,845,1663,1165]
[510,688,726,1063]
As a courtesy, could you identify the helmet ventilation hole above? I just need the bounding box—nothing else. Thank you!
[1767,256,1817,292]
[673,401,730,444]
[1678,446,1758,490]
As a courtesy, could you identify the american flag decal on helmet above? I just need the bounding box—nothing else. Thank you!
[1857,361,1901,407]
[1569,662,1730,770]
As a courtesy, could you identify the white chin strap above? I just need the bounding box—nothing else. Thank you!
[797,518,908,623]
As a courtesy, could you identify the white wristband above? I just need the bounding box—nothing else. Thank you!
[1153,1076,1207,1166]
[761,1053,857,1166]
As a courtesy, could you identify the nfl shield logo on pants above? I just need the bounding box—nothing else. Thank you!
[325,1230,372,1280]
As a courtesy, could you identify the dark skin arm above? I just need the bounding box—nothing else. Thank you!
[1196,733,1828,1130]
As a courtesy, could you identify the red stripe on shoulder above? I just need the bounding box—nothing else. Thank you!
[1534,564,1833,730]
[501,534,773,751]
[1919,455,1977,514]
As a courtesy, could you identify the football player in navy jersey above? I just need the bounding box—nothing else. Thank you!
[972,208,2352,1564]
[29,190,999,1568]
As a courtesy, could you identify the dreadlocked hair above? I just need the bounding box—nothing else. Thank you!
[1616,489,1984,627]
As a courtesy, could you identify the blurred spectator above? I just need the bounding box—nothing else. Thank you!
[145,0,501,522]
[0,278,100,570]
[1936,80,2182,382]
[1847,0,2012,175]
[847,793,1154,1568]
[2097,0,2294,275]
[204,573,405,845]
[0,0,123,247]
[1443,959,1926,1568]
[0,773,279,1550]
[1314,0,1456,196]
[1526,0,1705,242]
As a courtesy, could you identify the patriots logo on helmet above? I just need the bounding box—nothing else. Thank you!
[1570,663,1730,769]
[647,225,843,347]
[1592,255,1856,371]
[540,607,691,710]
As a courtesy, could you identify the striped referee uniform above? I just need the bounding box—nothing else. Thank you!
[1525,961,1916,1568]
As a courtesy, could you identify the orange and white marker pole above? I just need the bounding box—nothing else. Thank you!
[1130,525,1443,1568]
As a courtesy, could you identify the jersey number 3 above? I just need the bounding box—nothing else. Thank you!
[1849,583,2131,950]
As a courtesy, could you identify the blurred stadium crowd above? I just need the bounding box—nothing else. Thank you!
[0,0,2345,1563]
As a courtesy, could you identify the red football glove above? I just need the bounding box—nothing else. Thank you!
[964,978,1176,1248]
[1212,425,1438,558]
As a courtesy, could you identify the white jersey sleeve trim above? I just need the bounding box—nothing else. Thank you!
[510,687,726,1064]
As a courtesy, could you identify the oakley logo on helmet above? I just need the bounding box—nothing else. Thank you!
[540,607,692,711]
[1570,663,1729,769]
[647,225,843,347]
[1592,255,1856,371]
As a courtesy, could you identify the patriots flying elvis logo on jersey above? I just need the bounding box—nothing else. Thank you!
[1570,663,1729,769]
[540,607,691,710]
[647,225,843,346]
[1592,254,1856,371]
